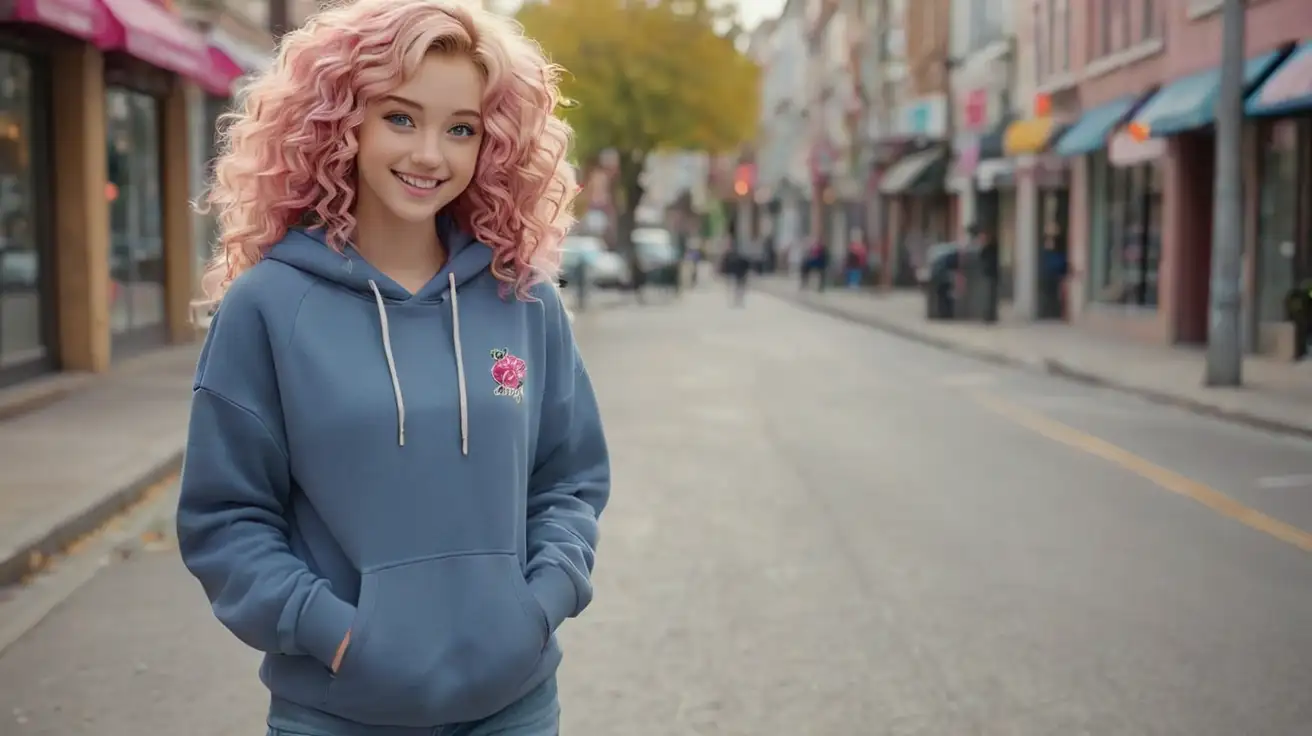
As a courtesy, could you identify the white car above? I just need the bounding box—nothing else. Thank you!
[563,235,629,288]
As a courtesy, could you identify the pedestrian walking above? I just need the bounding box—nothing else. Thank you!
[799,238,829,292]
[844,228,868,289]
[723,247,751,306]
[175,1,612,733]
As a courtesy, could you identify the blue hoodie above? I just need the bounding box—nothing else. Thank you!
[176,218,610,729]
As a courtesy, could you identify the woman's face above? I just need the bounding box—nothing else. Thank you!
[355,50,485,225]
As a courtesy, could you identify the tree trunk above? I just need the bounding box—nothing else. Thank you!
[614,151,647,298]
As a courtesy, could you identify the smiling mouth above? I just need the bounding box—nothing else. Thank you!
[393,171,444,190]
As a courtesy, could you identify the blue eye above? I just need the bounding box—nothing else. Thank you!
[385,113,415,128]
[450,123,477,137]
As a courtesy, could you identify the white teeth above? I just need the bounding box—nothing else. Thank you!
[395,172,440,190]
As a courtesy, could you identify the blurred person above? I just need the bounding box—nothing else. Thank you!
[844,228,867,289]
[968,223,999,324]
[800,238,830,292]
[722,246,751,306]
[176,1,612,734]
[1039,223,1068,319]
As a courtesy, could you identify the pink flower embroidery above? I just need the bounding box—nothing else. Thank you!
[490,348,527,403]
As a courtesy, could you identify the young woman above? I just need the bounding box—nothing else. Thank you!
[175,1,611,734]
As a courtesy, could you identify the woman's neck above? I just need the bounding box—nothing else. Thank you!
[352,201,447,292]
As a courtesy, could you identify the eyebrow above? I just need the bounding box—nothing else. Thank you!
[380,94,422,110]
[379,95,482,119]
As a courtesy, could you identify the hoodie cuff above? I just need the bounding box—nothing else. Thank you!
[527,565,577,633]
[296,582,356,667]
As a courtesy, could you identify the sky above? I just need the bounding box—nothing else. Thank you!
[736,0,786,29]
[498,0,787,30]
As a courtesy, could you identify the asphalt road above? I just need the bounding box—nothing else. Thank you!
[3,284,1312,735]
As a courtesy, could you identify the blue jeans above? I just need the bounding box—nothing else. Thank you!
[266,676,559,736]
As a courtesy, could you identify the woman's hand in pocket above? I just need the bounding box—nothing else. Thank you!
[331,629,351,673]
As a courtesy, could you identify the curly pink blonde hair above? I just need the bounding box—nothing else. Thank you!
[199,0,576,303]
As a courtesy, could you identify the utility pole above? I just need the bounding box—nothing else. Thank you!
[1204,0,1244,386]
[939,0,959,237]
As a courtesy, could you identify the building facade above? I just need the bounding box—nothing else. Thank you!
[948,0,1017,297]
[1056,0,1312,359]
[754,1,811,264]
[875,0,952,285]
[0,0,276,388]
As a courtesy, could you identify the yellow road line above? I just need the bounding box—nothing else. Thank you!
[972,392,1312,555]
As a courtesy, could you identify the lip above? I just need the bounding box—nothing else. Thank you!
[392,170,444,197]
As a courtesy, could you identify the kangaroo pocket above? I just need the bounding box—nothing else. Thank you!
[325,551,550,727]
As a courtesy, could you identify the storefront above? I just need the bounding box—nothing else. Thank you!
[1052,95,1145,324]
[1247,39,1312,360]
[879,146,950,286]
[106,82,167,350]
[0,0,111,387]
[1087,135,1165,312]
[1112,47,1289,345]
[0,43,54,386]
[100,0,216,355]
[1003,111,1067,320]
[0,0,227,384]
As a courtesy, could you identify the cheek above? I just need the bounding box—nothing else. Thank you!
[449,143,482,181]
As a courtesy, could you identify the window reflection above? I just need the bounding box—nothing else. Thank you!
[1096,155,1162,308]
[106,87,165,342]
[1257,120,1300,323]
[0,50,46,368]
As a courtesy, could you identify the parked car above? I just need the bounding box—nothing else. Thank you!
[562,234,630,289]
[631,227,681,286]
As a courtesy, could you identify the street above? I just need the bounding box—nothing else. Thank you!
[3,285,1312,735]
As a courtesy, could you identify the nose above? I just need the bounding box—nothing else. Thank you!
[410,129,446,171]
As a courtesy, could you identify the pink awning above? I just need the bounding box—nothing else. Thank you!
[198,45,244,98]
[95,0,209,81]
[0,0,108,42]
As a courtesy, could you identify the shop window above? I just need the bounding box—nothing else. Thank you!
[1257,120,1305,323]
[106,86,166,349]
[0,48,50,378]
[1093,153,1162,307]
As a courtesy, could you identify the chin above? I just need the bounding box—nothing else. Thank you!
[386,198,453,224]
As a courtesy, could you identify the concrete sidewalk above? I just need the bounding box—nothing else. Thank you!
[0,344,198,589]
[756,277,1312,438]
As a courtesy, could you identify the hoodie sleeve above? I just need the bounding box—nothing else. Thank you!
[525,284,611,633]
[176,276,355,669]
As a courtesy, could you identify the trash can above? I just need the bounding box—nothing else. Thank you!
[958,252,998,322]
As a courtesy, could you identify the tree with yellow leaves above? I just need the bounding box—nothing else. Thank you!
[517,0,759,255]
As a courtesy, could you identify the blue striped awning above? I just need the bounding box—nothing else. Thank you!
[1053,96,1138,157]
[1130,50,1286,137]
[1247,41,1312,117]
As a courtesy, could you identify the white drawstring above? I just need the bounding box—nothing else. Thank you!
[449,272,469,456]
[367,276,467,455]
[368,280,406,446]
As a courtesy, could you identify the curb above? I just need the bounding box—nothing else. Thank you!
[0,482,182,655]
[761,287,1312,441]
[0,451,185,591]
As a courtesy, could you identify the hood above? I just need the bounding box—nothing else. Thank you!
[266,213,493,302]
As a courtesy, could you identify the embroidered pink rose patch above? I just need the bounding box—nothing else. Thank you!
[490,348,527,404]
